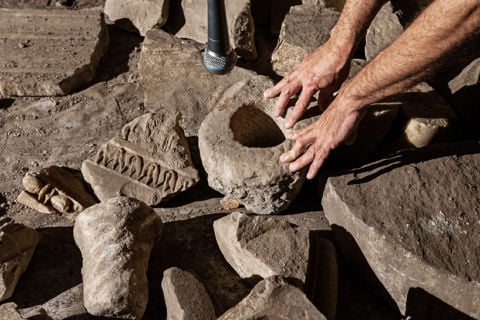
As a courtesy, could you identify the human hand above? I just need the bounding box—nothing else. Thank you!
[263,41,351,129]
[280,98,366,179]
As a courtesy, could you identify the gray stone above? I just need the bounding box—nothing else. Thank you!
[104,0,169,36]
[16,166,97,220]
[271,3,339,76]
[138,29,258,136]
[0,218,38,302]
[40,284,87,320]
[161,267,216,320]
[82,111,199,206]
[365,1,404,60]
[198,78,310,214]
[213,212,311,283]
[269,0,301,35]
[448,57,480,94]
[73,197,163,319]
[0,9,109,96]
[0,303,25,320]
[218,276,327,320]
[322,142,480,318]
[165,0,256,60]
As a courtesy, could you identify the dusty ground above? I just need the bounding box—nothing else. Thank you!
[0,1,406,319]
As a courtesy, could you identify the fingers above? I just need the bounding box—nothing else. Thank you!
[306,150,328,179]
[285,86,317,129]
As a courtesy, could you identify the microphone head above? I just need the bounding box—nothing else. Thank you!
[203,48,237,75]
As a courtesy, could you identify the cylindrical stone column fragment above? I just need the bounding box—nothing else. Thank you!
[73,197,163,319]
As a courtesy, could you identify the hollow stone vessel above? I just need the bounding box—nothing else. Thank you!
[198,77,309,214]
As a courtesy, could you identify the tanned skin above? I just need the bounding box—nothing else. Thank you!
[264,0,480,180]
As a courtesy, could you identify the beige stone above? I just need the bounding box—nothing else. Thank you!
[0,9,109,96]
[73,197,163,319]
[272,4,339,76]
[0,303,25,320]
[104,0,169,36]
[82,111,199,206]
[0,217,38,302]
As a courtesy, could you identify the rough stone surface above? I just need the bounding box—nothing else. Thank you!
[16,166,97,220]
[271,3,339,76]
[218,276,327,320]
[322,142,480,318]
[0,8,109,96]
[213,212,311,283]
[0,217,38,302]
[198,78,311,214]
[82,111,199,206]
[138,29,259,136]
[164,0,256,60]
[40,284,87,320]
[365,1,404,61]
[0,303,25,320]
[269,0,301,35]
[104,0,169,36]
[73,197,163,319]
[161,267,216,320]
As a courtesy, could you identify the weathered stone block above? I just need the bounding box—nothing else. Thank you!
[322,142,480,318]
[365,1,404,60]
[161,267,216,320]
[218,276,327,320]
[0,9,109,96]
[271,3,339,76]
[164,0,256,60]
[104,0,169,36]
[0,217,38,302]
[0,303,25,320]
[73,197,163,319]
[82,111,199,206]
[16,166,97,220]
[198,78,309,214]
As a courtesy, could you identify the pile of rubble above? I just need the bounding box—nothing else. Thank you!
[0,0,479,319]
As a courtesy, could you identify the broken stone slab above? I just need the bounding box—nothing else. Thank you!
[138,28,259,136]
[271,3,339,76]
[322,142,480,318]
[0,217,38,302]
[365,1,404,60]
[164,0,256,60]
[198,77,312,214]
[16,166,97,220]
[73,197,163,319]
[104,0,169,36]
[82,111,199,206]
[0,9,109,96]
[0,303,26,320]
[161,267,216,320]
[218,276,327,320]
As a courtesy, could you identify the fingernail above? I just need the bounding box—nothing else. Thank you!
[289,163,297,171]
[263,90,270,98]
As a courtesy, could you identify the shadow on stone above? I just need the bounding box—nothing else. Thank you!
[162,0,186,35]
[0,98,14,110]
[11,227,82,308]
[406,287,476,320]
[451,84,480,141]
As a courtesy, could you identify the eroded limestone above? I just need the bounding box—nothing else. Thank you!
[0,217,38,302]
[0,8,109,96]
[82,111,199,206]
[73,197,163,319]
[16,166,97,220]
[0,303,25,320]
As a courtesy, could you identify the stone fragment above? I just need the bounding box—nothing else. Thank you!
[0,217,38,302]
[161,267,216,320]
[82,111,199,206]
[198,78,310,214]
[74,197,163,319]
[365,1,404,60]
[322,142,480,318]
[40,284,87,320]
[16,166,97,220]
[139,29,258,136]
[164,0,256,60]
[104,0,169,36]
[0,9,109,96]
[271,3,339,76]
[213,212,311,284]
[0,303,25,320]
[218,276,327,320]
[220,196,241,211]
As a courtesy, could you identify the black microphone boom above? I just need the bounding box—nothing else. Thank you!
[203,0,237,75]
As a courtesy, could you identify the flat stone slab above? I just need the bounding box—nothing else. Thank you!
[138,29,258,136]
[0,8,109,96]
[322,142,480,318]
[218,276,327,320]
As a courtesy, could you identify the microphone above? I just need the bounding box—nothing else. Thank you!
[203,0,237,75]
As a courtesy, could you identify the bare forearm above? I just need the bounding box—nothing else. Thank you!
[339,0,480,109]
